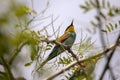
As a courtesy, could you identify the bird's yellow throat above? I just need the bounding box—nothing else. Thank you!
[66,25,75,32]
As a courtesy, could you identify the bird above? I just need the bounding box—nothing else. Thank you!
[37,21,76,70]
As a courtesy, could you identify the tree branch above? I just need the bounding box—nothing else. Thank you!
[95,0,118,80]
[0,56,14,80]
[0,71,6,75]
[9,41,28,65]
[99,33,120,80]
[45,43,116,80]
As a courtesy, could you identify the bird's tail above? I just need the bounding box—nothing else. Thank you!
[36,59,48,71]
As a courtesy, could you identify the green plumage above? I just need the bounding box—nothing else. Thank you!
[48,32,76,60]
[37,22,76,70]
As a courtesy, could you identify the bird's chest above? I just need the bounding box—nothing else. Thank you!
[63,33,76,46]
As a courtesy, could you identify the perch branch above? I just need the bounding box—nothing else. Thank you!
[45,43,117,80]
[40,39,116,80]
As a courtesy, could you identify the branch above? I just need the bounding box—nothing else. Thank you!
[0,56,14,80]
[45,43,116,80]
[99,33,120,80]
[0,71,6,75]
[95,0,118,80]
[9,41,28,65]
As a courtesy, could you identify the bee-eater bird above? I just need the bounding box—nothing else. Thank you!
[37,21,76,70]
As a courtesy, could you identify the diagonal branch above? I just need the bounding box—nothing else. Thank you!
[0,56,14,80]
[95,0,118,80]
[9,41,28,65]
[45,43,117,80]
[99,33,120,80]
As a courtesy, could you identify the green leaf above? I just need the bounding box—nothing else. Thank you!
[91,21,97,27]
[80,5,89,13]
[14,5,27,17]
[109,23,114,30]
[100,12,106,20]
[115,23,118,28]
[108,9,114,17]
[45,47,51,50]
[119,20,120,25]
[58,58,64,64]
[90,0,96,7]
[85,1,90,6]
[68,73,72,76]
[0,17,8,24]
[65,75,69,79]
[24,6,37,14]
[47,44,53,47]
[106,24,111,32]
[114,8,119,13]
[101,29,107,33]
[80,5,87,9]
[95,16,100,21]
[30,45,39,61]
[24,62,33,67]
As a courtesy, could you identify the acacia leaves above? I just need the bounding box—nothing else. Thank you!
[102,21,120,33]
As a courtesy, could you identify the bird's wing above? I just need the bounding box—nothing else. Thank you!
[57,32,69,43]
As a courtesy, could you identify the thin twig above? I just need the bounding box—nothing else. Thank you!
[35,16,59,32]
[50,22,63,38]
[51,15,57,38]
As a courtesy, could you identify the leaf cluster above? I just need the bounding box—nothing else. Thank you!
[102,21,120,33]
[81,0,120,28]
[58,56,73,65]
[0,0,42,80]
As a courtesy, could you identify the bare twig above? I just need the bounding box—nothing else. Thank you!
[50,22,63,38]
[33,16,59,32]
[51,15,57,38]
